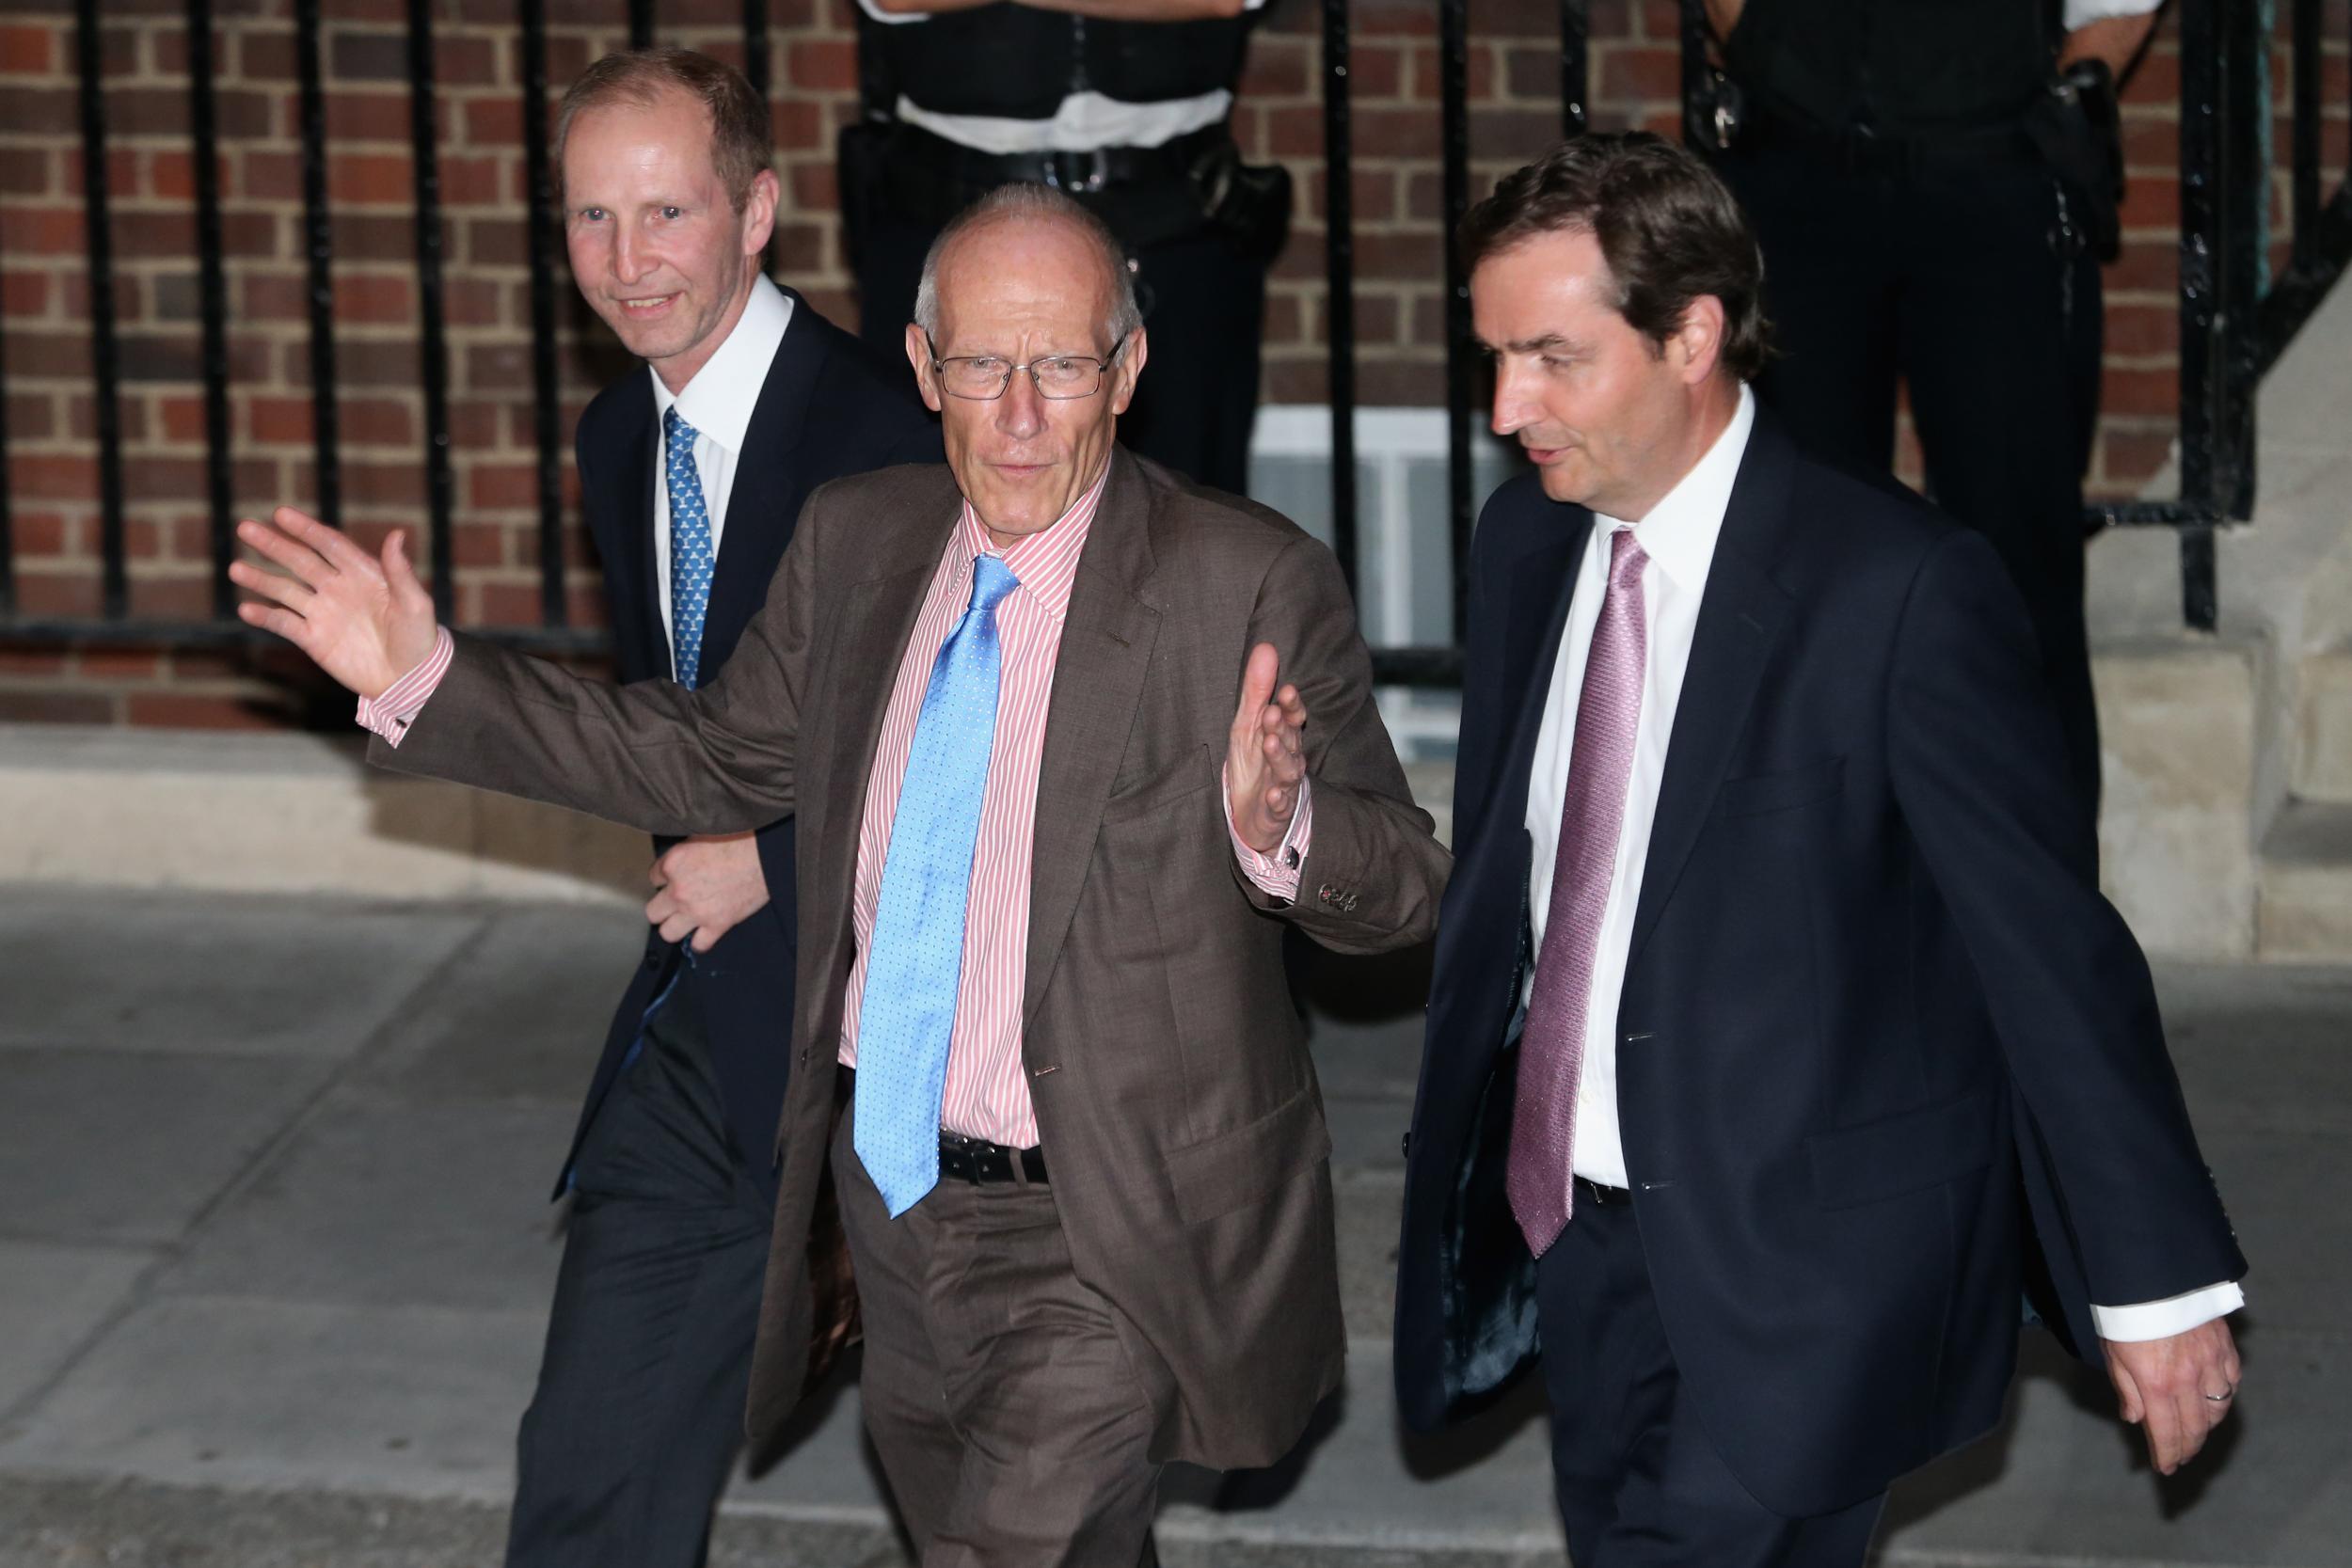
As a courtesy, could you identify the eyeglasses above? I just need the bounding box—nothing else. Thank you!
[926,333,1123,401]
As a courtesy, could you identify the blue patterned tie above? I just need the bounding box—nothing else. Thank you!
[663,405,717,689]
[854,553,1024,1216]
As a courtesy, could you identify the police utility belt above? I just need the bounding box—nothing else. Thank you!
[873,120,1291,256]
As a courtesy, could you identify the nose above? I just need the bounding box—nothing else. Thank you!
[995,366,1046,439]
[1489,360,1534,438]
[612,222,650,286]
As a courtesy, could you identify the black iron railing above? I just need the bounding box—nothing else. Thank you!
[0,0,2344,669]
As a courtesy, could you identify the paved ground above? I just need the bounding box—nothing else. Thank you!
[0,887,2344,1566]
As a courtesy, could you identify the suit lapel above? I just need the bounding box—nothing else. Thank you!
[1491,515,1589,843]
[809,472,963,945]
[1022,451,1162,1034]
[705,291,825,662]
[1625,418,1799,969]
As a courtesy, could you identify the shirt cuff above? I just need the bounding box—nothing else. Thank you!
[856,0,924,24]
[354,626,454,749]
[2063,0,2161,25]
[1223,764,1311,901]
[2090,1281,2245,1343]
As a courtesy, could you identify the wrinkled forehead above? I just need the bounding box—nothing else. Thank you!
[933,216,1116,350]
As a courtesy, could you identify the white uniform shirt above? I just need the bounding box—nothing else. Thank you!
[857,0,1265,155]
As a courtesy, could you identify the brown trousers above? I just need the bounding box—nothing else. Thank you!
[832,1103,1164,1567]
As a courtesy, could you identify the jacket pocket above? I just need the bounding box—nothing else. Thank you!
[1721,756,1845,818]
[1807,1087,1995,1211]
[1165,1083,1333,1227]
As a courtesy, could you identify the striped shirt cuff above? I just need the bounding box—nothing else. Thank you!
[1224,765,1311,902]
[354,626,454,749]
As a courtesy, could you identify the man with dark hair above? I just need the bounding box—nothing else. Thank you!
[507,48,937,1567]
[230,182,1448,1565]
[1697,0,2167,824]
[1396,134,2245,1567]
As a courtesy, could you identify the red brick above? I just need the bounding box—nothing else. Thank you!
[1597,44,1679,103]
[0,689,116,725]
[8,208,89,256]
[330,151,415,206]
[332,272,415,323]
[11,453,99,501]
[0,24,55,73]
[0,648,72,678]
[0,147,50,194]
[325,89,414,143]
[468,463,539,510]
[2105,302,2180,356]
[464,97,523,146]
[2,271,47,314]
[788,40,856,93]
[10,571,104,621]
[7,512,74,557]
[0,87,76,136]
[1242,39,1311,101]
[2100,364,2178,419]
[5,392,55,440]
[124,690,295,730]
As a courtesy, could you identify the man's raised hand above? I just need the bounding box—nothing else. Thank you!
[1226,641,1308,856]
[228,508,438,700]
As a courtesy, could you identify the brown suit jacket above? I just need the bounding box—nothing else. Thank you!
[374,448,1451,1468]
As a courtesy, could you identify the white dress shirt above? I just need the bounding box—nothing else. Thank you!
[648,274,793,669]
[1521,385,2238,1342]
[856,0,1265,155]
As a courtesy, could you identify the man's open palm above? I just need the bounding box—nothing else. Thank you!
[229,508,438,700]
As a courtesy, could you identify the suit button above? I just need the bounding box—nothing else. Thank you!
[1318,884,1336,902]
[1342,894,1359,912]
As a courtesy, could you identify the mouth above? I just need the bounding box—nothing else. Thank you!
[1521,442,1570,466]
[991,460,1054,481]
[615,293,680,320]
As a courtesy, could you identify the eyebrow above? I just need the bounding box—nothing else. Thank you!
[1485,332,1584,356]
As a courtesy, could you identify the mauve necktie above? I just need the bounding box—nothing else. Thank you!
[1508,526,1649,1259]
[853,553,1023,1217]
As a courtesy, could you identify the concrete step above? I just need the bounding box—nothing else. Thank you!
[2258,799,2352,958]
[2293,644,2352,805]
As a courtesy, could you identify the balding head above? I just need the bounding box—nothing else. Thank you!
[914,184,1142,353]
[903,186,1150,550]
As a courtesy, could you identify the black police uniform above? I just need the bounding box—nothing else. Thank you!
[844,3,1284,497]
[1708,0,2110,819]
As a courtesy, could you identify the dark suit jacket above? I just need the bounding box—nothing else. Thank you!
[564,287,940,1200]
[1393,410,2245,1518]
[373,448,1454,1470]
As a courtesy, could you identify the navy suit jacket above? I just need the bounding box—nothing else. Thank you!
[564,288,941,1201]
[1393,409,2244,1516]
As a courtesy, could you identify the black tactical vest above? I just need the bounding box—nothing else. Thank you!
[883,2,1252,123]
[1723,0,2056,135]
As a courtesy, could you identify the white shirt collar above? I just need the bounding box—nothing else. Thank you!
[1593,384,1756,591]
[649,273,794,455]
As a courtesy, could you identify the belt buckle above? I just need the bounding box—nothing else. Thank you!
[1045,148,1110,194]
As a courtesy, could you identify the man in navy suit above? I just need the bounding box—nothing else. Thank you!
[507,49,936,1567]
[1394,135,2246,1566]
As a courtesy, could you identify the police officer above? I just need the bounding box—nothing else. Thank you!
[1698,0,2162,824]
[843,0,1287,498]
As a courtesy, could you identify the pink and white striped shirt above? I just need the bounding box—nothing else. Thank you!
[836,471,1104,1147]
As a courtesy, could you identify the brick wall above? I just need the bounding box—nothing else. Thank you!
[0,0,2341,727]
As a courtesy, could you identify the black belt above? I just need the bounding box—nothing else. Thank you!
[1743,107,2042,175]
[892,119,1228,196]
[937,1129,1050,1186]
[1576,1176,1631,1208]
[835,1066,1048,1185]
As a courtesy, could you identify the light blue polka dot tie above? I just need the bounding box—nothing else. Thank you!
[663,405,716,689]
[854,554,1023,1217]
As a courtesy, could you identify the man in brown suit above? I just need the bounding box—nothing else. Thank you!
[230,184,1450,1563]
